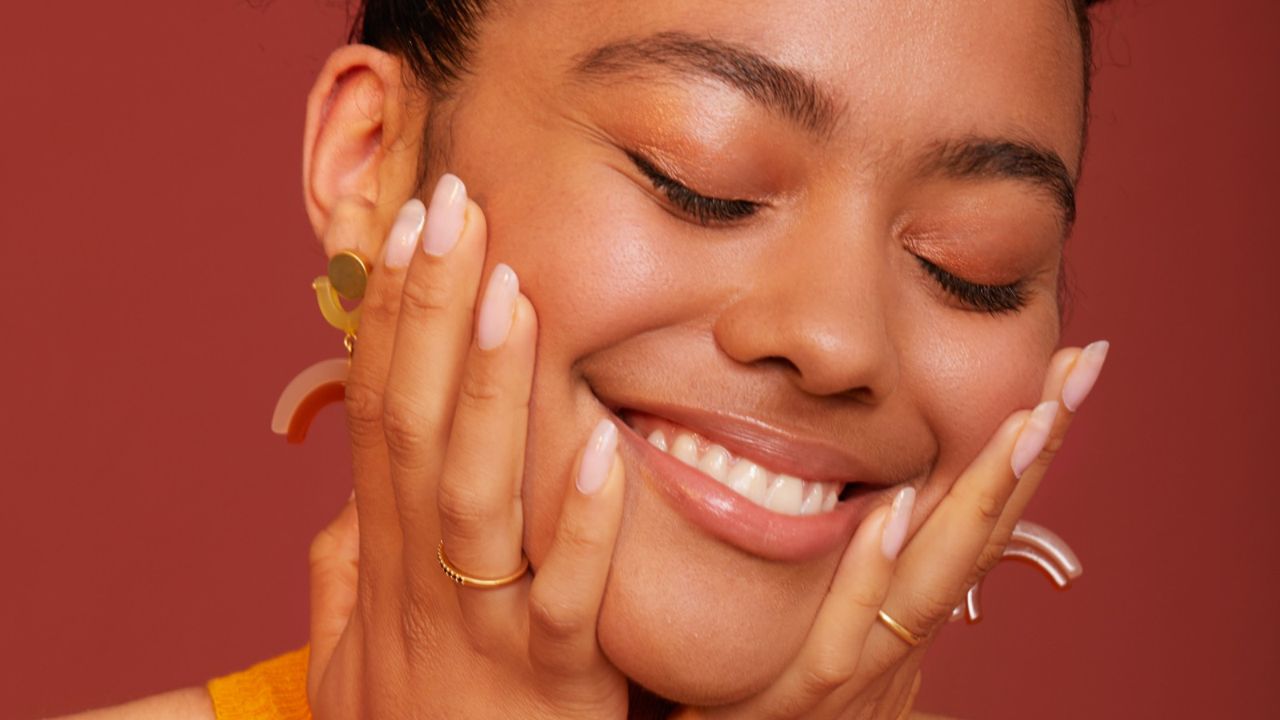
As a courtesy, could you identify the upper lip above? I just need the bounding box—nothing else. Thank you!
[614,401,890,487]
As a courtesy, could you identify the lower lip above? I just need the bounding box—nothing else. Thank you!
[613,415,879,562]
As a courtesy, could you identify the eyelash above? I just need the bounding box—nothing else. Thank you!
[625,150,1026,314]
[627,151,760,225]
[915,256,1029,314]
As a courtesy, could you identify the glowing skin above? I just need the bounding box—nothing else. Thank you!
[314,0,1085,706]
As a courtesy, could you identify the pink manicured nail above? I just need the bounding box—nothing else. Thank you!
[1011,401,1060,479]
[881,486,915,560]
[383,198,426,268]
[577,420,619,495]
[1062,340,1110,412]
[476,263,519,350]
[422,173,467,257]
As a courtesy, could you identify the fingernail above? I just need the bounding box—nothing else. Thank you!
[881,486,916,561]
[577,419,619,495]
[383,198,427,269]
[422,173,467,257]
[1011,401,1060,479]
[1062,340,1110,412]
[476,263,519,350]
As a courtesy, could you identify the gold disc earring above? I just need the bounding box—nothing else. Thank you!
[270,250,369,443]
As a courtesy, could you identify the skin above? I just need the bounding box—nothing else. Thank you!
[65,0,1093,716]
[425,0,1081,702]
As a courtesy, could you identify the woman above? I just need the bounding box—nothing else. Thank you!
[70,0,1109,717]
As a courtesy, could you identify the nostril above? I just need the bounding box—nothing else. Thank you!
[755,355,802,376]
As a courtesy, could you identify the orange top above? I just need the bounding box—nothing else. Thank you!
[206,647,312,719]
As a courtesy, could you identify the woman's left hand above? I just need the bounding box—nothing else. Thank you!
[673,343,1104,719]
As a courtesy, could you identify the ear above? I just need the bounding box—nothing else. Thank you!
[303,45,427,255]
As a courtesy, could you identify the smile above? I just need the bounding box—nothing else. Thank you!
[609,406,893,562]
[628,415,841,516]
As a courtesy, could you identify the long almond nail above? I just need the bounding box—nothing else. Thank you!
[476,263,519,350]
[422,173,467,257]
[881,486,916,560]
[1011,401,1060,479]
[383,198,426,269]
[1062,340,1110,412]
[578,420,619,495]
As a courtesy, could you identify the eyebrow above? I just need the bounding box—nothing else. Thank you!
[924,138,1078,227]
[572,32,1077,226]
[571,31,843,136]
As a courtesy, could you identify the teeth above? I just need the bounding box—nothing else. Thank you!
[671,434,699,466]
[726,460,769,504]
[649,428,843,516]
[800,482,825,516]
[647,429,668,452]
[822,487,839,512]
[764,474,805,515]
[697,445,731,483]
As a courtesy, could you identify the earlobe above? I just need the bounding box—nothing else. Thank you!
[302,44,425,251]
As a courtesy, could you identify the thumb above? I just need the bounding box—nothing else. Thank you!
[308,491,360,685]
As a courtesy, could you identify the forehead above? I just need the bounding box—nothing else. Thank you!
[493,0,1086,174]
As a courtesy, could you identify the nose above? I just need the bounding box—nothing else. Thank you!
[712,222,900,402]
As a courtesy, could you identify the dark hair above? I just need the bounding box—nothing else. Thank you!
[351,0,1107,104]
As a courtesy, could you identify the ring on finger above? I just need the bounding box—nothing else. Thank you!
[877,609,923,647]
[437,540,530,589]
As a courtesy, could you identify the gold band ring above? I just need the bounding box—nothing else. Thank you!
[877,610,923,647]
[437,541,530,589]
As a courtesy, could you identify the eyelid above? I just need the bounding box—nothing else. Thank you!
[914,255,1028,314]
[625,149,762,225]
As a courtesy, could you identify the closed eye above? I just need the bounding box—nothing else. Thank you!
[915,255,1029,314]
[626,150,760,226]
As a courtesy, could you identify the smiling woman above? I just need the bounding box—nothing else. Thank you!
[62,1,1110,718]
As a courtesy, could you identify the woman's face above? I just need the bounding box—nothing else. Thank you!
[417,0,1083,704]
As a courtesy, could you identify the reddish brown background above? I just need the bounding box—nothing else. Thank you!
[2,1,1276,718]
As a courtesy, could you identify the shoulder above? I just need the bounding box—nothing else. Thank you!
[52,687,215,720]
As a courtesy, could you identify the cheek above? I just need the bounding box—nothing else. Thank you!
[904,305,1058,511]
[450,149,701,548]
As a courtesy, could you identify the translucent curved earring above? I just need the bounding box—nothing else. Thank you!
[950,520,1084,623]
[271,251,368,443]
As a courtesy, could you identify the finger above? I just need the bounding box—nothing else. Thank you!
[982,346,1080,558]
[335,196,422,596]
[528,421,627,691]
[379,175,487,594]
[309,491,361,683]
[436,274,538,640]
[741,499,900,718]
[870,403,1052,657]
[980,340,1108,578]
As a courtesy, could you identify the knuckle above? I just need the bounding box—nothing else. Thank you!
[554,519,604,559]
[899,586,954,634]
[799,646,857,695]
[343,377,385,443]
[361,278,401,323]
[436,481,502,541]
[456,360,507,412]
[399,606,437,662]
[846,581,887,615]
[528,589,584,644]
[971,488,1006,526]
[399,269,455,320]
[380,394,430,457]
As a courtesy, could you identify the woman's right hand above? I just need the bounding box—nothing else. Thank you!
[304,176,631,719]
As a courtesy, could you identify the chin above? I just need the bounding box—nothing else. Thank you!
[591,436,850,706]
